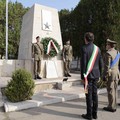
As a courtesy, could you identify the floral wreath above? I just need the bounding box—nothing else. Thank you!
[41,37,60,57]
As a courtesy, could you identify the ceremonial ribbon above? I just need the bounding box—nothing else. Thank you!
[83,44,99,93]
[110,52,120,69]
[47,40,59,55]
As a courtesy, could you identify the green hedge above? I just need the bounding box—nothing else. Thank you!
[5,69,35,102]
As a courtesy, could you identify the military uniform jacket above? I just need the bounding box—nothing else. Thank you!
[63,45,73,61]
[81,42,103,80]
[103,48,120,81]
[32,42,44,60]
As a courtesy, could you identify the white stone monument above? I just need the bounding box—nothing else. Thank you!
[18,4,64,78]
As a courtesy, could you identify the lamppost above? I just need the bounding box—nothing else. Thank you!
[6,0,8,59]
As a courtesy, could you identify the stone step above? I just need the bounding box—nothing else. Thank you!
[0,73,81,96]
[34,73,81,93]
[0,73,81,108]
[4,85,85,112]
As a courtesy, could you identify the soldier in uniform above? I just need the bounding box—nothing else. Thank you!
[62,40,73,77]
[103,39,120,112]
[32,36,44,79]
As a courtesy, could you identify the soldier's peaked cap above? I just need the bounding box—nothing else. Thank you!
[107,39,117,44]
[36,36,40,39]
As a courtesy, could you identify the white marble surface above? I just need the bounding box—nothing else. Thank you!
[18,4,63,60]
[57,82,72,90]
[0,59,64,78]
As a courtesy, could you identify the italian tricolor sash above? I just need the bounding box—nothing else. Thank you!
[83,44,99,93]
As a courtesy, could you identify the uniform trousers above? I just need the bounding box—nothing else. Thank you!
[64,60,71,75]
[34,60,41,76]
[106,80,118,110]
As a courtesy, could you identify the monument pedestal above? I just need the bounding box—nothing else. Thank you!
[46,60,58,78]
[40,60,64,78]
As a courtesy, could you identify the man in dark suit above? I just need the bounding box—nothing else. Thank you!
[81,32,103,120]
[32,36,44,79]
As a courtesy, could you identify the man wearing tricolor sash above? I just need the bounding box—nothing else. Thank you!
[81,32,103,120]
[103,39,120,112]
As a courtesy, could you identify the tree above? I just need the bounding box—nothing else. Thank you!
[8,1,29,58]
[59,9,71,44]
[0,1,29,59]
[75,0,120,51]
[59,0,120,59]
[0,0,6,58]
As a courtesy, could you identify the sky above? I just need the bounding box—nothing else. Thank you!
[10,0,80,11]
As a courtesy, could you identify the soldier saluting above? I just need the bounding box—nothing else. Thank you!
[103,39,120,112]
[32,36,44,80]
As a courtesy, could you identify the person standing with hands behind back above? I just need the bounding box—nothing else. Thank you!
[32,36,44,80]
[103,39,120,112]
[81,32,103,120]
[62,40,73,77]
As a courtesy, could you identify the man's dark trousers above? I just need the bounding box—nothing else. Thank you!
[86,79,98,117]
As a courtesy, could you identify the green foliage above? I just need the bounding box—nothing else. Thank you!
[41,37,60,57]
[59,0,120,57]
[0,0,6,58]
[5,69,35,102]
[0,1,29,59]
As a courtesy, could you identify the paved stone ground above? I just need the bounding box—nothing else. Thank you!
[0,75,120,120]
[0,74,81,111]
[0,91,120,120]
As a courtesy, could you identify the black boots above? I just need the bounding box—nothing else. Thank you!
[34,75,42,80]
[81,114,92,120]
[103,107,116,112]
[64,73,71,77]
[81,113,97,120]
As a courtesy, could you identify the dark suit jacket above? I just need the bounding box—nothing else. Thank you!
[81,42,103,80]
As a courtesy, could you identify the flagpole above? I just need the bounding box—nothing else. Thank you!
[6,0,8,59]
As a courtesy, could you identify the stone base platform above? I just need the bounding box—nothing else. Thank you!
[0,73,81,109]
[34,73,81,92]
[4,85,85,112]
[57,82,72,90]
[0,73,81,92]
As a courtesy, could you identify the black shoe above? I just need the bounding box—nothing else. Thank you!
[34,75,37,80]
[63,78,68,82]
[64,74,68,77]
[92,112,97,119]
[103,107,116,112]
[67,74,71,77]
[93,115,97,119]
[81,114,92,120]
[37,75,42,79]
[118,103,120,106]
